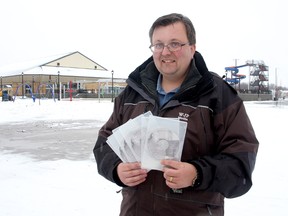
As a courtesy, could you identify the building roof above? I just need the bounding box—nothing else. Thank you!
[0,51,119,84]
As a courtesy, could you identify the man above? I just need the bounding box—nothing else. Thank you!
[94,13,258,215]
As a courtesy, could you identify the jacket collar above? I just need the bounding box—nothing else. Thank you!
[127,51,214,99]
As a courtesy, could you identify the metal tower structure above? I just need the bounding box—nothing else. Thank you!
[248,60,269,93]
[225,60,269,93]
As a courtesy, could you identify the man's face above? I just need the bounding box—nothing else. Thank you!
[151,22,196,81]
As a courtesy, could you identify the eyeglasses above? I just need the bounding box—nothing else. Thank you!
[149,42,190,53]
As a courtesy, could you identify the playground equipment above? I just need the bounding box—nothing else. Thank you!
[225,64,249,85]
[13,84,35,102]
[225,60,269,92]
[36,83,56,102]
[12,83,56,102]
[1,86,13,101]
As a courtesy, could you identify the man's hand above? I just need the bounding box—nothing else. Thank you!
[161,160,197,189]
[117,162,147,187]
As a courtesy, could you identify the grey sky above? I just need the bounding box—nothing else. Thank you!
[0,0,287,86]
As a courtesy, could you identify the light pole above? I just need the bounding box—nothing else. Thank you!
[22,72,24,99]
[111,70,114,102]
[58,71,60,101]
[0,76,2,91]
[32,75,34,94]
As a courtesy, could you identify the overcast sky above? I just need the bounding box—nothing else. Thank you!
[0,0,287,86]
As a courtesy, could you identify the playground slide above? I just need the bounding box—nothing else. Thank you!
[224,64,248,85]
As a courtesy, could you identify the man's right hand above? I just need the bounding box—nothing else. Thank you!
[117,162,148,187]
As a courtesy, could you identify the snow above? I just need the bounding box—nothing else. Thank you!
[0,98,287,215]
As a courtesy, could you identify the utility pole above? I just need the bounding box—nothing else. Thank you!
[233,58,239,67]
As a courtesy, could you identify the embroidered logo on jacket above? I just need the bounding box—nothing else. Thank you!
[178,112,189,121]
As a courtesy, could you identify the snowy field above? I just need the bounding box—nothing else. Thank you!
[0,98,287,216]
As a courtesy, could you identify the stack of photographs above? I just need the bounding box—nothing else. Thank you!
[107,111,187,171]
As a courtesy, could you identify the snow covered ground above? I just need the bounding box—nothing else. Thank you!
[0,98,287,215]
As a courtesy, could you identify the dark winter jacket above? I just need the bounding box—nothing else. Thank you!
[93,51,259,216]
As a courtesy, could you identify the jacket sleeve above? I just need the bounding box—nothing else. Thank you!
[192,83,259,198]
[93,95,126,187]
